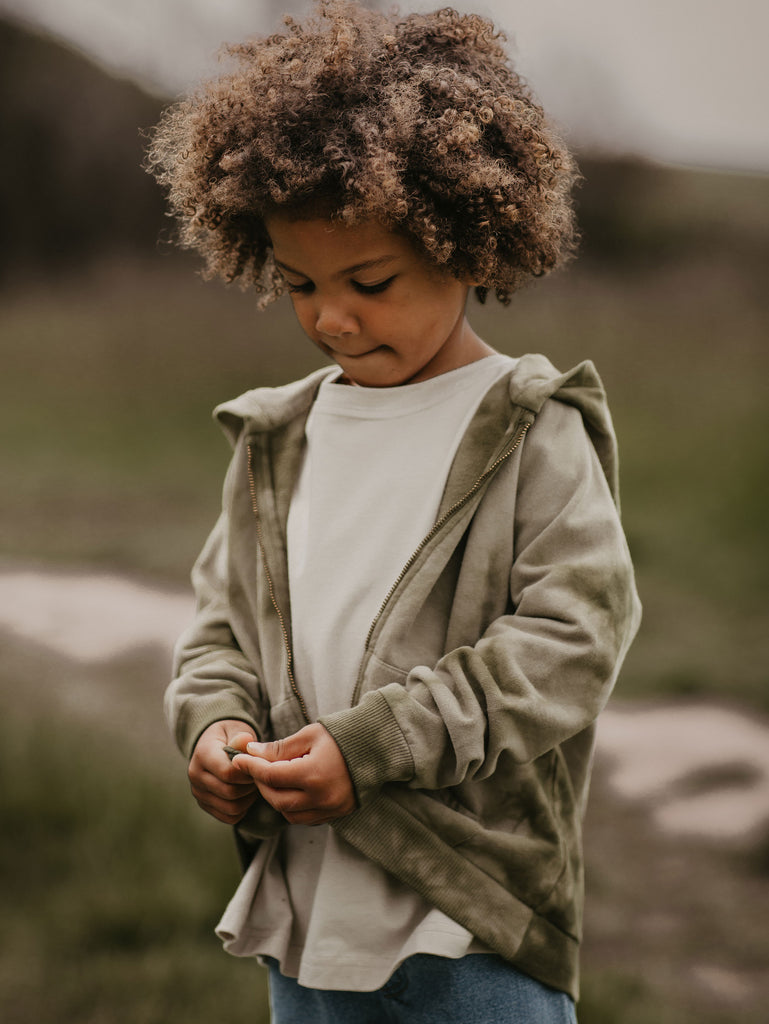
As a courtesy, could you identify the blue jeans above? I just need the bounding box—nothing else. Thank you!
[268,953,577,1023]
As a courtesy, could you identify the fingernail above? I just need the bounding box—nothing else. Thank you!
[247,742,261,753]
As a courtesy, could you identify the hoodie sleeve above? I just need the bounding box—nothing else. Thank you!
[165,432,276,761]
[165,506,270,761]
[165,461,288,841]
[320,397,642,803]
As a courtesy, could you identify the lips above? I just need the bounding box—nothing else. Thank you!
[327,343,383,359]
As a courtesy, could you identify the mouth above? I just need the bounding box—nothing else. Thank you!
[324,343,384,360]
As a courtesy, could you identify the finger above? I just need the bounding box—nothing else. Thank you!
[234,754,312,790]
[190,753,257,793]
[246,731,312,763]
[254,783,307,812]
[191,767,256,801]
[224,731,259,760]
[230,729,258,747]
[239,756,354,814]
[194,721,256,761]
[195,802,250,825]
[193,745,258,787]
[191,786,257,824]
[203,774,256,802]
[255,782,350,823]
[222,746,264,783]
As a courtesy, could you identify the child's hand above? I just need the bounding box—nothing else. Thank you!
[232,723,355,826]
[188,720,259,825]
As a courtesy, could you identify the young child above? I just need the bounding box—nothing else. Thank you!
[148,2,641,1020]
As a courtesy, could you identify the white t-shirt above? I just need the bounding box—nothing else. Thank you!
[217,353,516,990]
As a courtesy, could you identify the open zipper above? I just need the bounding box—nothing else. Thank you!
[247,443,310,725]
[353,417,532,705]
[247,416,532,722]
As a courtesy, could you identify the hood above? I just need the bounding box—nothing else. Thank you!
[508,353,621,507]
[214,365,336,446]
[213,353,622,508]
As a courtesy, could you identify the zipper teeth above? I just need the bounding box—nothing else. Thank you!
[247,444,310,725]
[363,419,532,652]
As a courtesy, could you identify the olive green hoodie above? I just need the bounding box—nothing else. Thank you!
[167,353,641,999]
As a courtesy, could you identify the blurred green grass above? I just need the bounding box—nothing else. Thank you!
[0,697,270,1024]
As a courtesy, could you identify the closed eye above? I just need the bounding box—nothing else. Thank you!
[285,280,314,295]
[352,276,396,295]
[284,276,396,297]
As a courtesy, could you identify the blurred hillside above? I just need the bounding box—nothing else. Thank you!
[0,18,166,285]
[3,13,769,286]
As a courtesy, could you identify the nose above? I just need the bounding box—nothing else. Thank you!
[314,296,358,338]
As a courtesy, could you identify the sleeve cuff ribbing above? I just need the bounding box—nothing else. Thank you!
[320,689,415,806]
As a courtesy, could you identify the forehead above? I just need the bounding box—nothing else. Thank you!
[265,215,415,274]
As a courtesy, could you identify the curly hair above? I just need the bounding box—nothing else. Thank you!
[145,1,579,305]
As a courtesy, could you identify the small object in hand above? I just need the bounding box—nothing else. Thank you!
[223,745,246,761]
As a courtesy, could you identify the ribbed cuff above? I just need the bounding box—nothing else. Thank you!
[320,690,415,806]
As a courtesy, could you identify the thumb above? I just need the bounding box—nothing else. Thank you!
[247,729,312,763]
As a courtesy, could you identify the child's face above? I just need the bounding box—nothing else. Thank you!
[265,215,487,387]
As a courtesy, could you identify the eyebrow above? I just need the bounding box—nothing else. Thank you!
[274,255,398,278]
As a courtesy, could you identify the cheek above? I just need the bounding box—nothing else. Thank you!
[380,307,444,354]
[290,299,316,336]
[420,301,458,341]
[375,287,434,340]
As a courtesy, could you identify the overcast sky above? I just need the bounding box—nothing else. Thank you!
[2,0,768,171]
